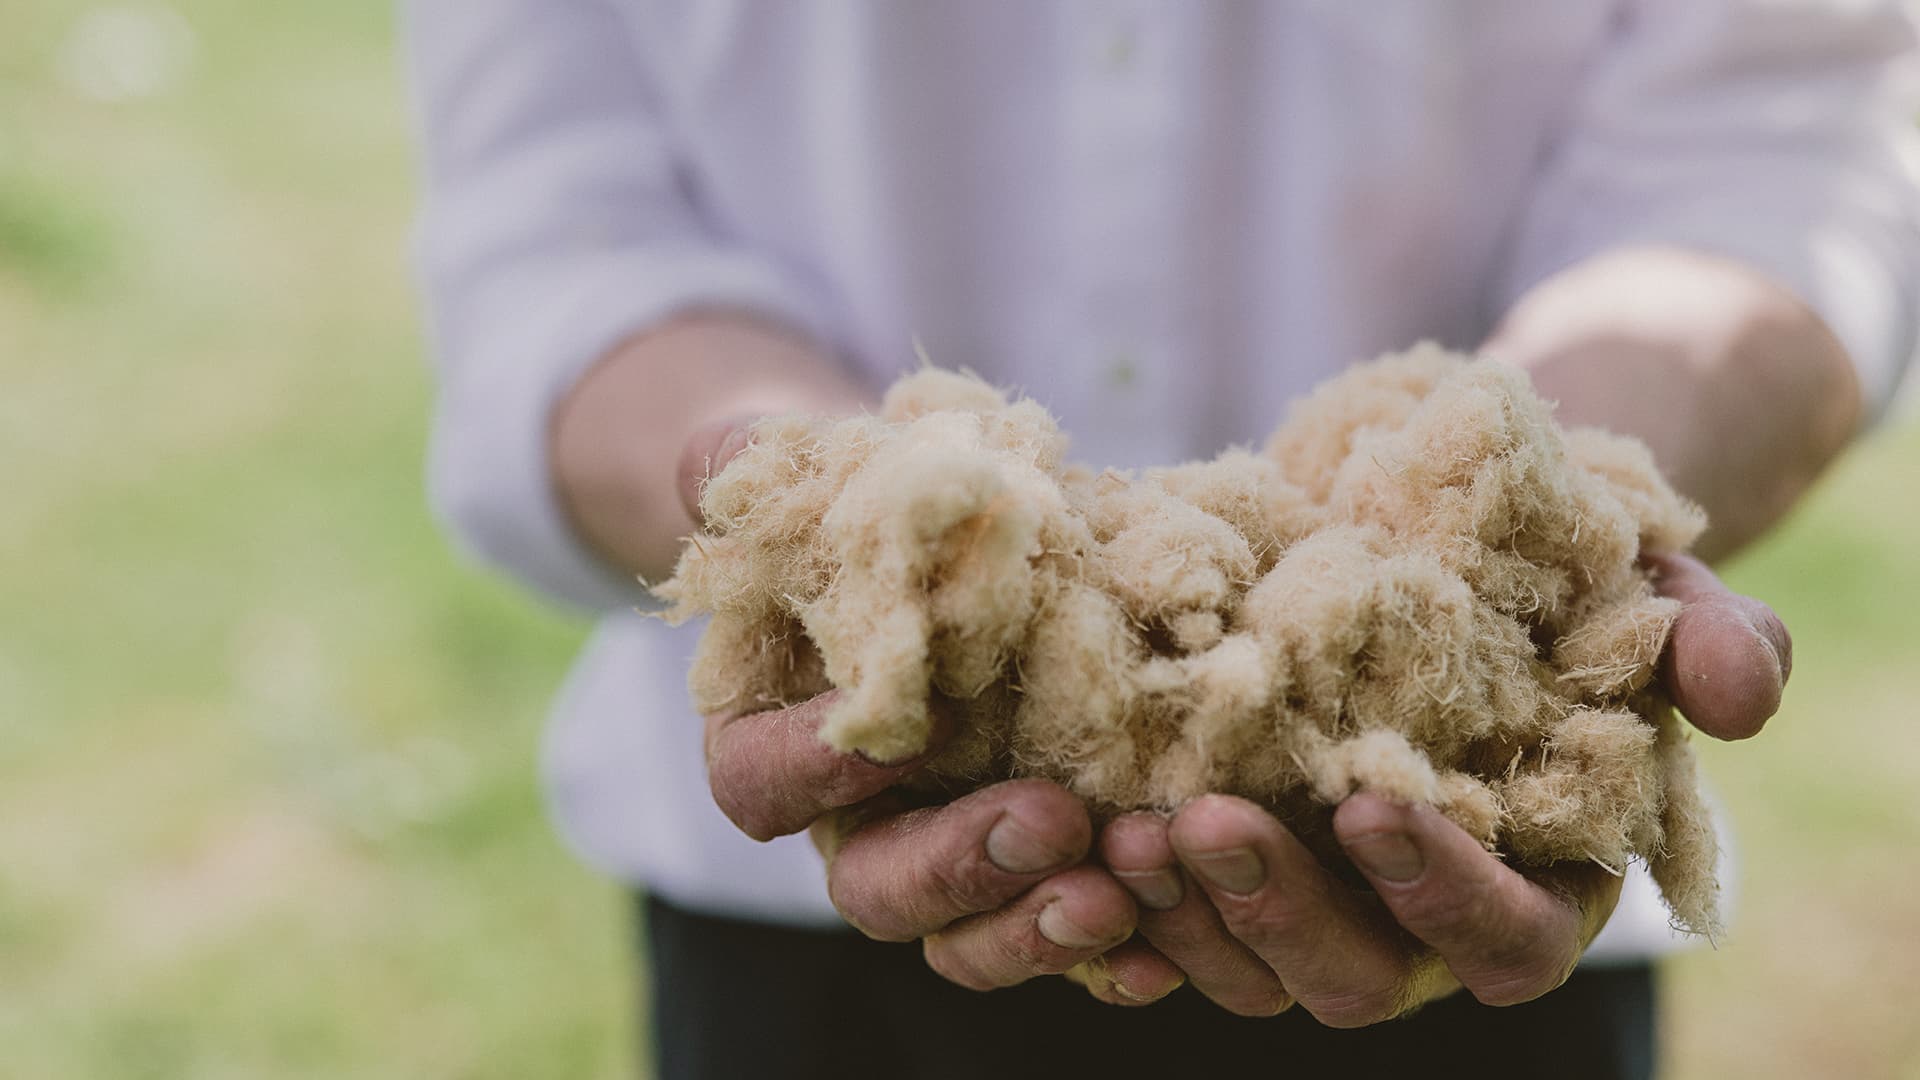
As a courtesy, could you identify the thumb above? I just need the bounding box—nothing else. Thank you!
[675,415,759,526]
[1646,551,1792,741]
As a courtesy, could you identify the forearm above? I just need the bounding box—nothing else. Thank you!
[551,312,871,583]
[1483,247,1863,562]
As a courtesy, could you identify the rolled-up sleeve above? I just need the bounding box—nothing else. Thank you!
[1491,0,1920,422]
[405,0,830,611]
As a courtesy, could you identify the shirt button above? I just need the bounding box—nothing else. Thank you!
[1100,22,1138,73]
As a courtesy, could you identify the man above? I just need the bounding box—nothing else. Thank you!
[407,3,1920,1076]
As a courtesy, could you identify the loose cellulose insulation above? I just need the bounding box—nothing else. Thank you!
[654,345,1722,936]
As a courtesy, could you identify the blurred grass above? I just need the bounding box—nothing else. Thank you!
[2,3,1917,1078]
[1668,417,1920,1080]
[1,3,627,1077]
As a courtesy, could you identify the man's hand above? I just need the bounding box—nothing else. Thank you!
[1076,246,1831,1016]
[686,417,1139,992]
[1084,552,1792,1018]
[1087,795,1616,1019]
[703,696,1140,987]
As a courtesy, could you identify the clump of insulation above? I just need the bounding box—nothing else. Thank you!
[655,345,1722,935]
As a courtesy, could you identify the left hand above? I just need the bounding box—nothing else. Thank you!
[1073,552,1791,1019]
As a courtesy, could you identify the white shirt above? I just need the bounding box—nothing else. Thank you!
[405,1,1920,959]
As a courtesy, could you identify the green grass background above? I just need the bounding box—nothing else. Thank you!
[3,3,1916,1077]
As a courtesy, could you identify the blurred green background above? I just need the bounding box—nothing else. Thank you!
[3,3,1917,1078]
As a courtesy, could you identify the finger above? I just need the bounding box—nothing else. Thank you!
[1170,795,1421,1027]
[676,415,758,525]
[705,692,952,841]
[1069,940,1187,1006]
[827,779,1091,941]
[1100,812,1186,911]
[1101,812,1291,1017]
[922,864,1137,991]
[1335,794,1619,1007]
[1647,551,1792,740]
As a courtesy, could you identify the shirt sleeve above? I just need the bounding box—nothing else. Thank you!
[1489,0,1920,423]
[404,0,833,611]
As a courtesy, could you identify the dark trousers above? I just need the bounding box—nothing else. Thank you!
[640,894,1656,1080]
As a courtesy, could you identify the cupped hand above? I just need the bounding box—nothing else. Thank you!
[685,418,1138,992]
[1086,794,1617,1020]
[703,694,1139,989]
[1084,554,1791,1018]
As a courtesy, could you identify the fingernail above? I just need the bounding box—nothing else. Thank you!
[1037,901,1114,949]
[1186,847,1265,895]
[1348,831,1425,883]
[1752,614,1792,685]
[715,426,754,466]
[1114,868,1184,911]
[987,814,1070,875]
[1113,973,1183,1003]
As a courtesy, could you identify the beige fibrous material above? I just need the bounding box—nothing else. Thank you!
[655,345,1722,935]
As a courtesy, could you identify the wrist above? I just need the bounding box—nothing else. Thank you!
[1483,246,1860,558]
[551,311,870,582]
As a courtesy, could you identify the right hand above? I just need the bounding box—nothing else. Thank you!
[681,421,1153,995]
